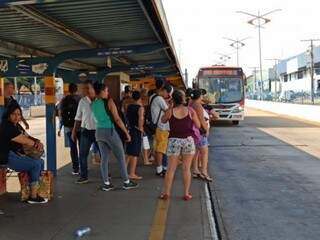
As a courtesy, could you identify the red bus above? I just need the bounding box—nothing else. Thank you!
[193,65,246,125]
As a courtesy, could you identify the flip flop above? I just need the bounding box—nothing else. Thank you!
[183,194,193,201]
[159,193,169,200]
[129,175,143,180]
[192,172,201,178]
[200,173,213,182]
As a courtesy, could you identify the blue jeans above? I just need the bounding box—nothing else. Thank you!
[79,128,96,179]
[66,131,80,172]
[90,142,100,155]
[7,151,44,186]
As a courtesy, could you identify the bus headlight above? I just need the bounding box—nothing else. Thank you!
[232,106,244,113]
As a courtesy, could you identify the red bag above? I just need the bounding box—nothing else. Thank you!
[0,168,6,195]
[38,171,54,200]
[18,172,30,202]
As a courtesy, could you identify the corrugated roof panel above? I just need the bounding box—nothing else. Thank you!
[0,0,183,85]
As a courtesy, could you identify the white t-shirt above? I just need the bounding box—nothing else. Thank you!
[74,96,96,130]
[150,94,169,131]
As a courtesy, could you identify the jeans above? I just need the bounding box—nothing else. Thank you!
[7,151,44,186]
[96,128,129,183]
[90,142,100,155]
[79,128,96,179]
[66,131,80,172]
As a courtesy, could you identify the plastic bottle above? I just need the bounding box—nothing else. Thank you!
[74,227,91,238]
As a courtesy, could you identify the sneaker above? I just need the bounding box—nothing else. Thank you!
[101,183,114,191]
[72,171,79,176]
[27,196,48,204]
[76,177,89,184]
[123,180,138,190]
[156,170,166,177]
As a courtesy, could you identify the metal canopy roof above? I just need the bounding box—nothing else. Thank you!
[0,0,184,86]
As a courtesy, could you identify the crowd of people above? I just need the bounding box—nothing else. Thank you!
[58,77,218,200]
[0,78,218,204]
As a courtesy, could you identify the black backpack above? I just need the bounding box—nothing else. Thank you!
[144,94,161,135]
[61,95,79,128]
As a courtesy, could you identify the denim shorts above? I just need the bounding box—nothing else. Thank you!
[167,137,195,156]
[197,135,209,147]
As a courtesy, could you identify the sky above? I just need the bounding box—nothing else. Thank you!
[162,0,320,83]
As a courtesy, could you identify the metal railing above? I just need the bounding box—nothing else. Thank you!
[246,91,320,105]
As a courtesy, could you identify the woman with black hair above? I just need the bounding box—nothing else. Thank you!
[160,90,200,201]
[0,104,47,204]
[91,82,138,191]
[190,89,213,181]
[125,90,144,180]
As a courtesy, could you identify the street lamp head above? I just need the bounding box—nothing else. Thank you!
[248,17,270,26]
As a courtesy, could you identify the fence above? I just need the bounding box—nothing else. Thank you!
[15,93,64,108]
[246,91,320,105]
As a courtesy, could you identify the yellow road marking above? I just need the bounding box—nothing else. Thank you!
[149,199,170,240]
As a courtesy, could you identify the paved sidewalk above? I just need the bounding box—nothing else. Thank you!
[0,118,212,240]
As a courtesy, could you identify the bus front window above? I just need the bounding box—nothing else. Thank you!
[200,77,243,103]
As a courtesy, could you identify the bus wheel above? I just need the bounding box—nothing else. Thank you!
[232,120,239,125]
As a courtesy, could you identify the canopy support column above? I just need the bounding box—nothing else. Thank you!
[44,75,57,175]
[0,77,4,121]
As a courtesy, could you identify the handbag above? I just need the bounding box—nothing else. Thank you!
[38,170,54,200]
[18,172,30,202]
[23,145,44,159]
[20,126,44,159]
[142,135,150,150]
[18,171,54,201]
[0,168,6,195]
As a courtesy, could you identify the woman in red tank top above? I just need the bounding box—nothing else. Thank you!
[159,90,200,201]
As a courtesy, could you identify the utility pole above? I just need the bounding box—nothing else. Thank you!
[237,9,281,100]
[301,39,320,104]
[224,37,249,67]
[265,58,281,99]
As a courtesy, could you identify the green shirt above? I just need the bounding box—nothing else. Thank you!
[91,99,114,129]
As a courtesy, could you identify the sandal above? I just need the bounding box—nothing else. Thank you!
[200,173,213,182]
[129,175,143,180]
[192,172,201,178]
[183,194,193,201]
[159,193,170,200]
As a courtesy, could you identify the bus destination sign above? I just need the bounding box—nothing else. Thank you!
[201,69,241,76]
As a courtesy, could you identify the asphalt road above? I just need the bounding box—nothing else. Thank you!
[209,107,320,240]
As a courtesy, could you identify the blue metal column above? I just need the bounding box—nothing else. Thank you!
[44,75,57,175]
[0,78,4,122]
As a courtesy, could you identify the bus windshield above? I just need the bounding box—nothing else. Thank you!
[200,77,243,103]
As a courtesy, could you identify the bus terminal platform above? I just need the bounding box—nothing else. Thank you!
[0,117,213,240]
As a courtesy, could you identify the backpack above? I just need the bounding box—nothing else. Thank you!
[61,95,79,128]
[144,94,162,135]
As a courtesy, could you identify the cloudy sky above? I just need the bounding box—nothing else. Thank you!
[162,0,320,83]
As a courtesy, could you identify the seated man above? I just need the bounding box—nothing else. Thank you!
[0,104,47,204]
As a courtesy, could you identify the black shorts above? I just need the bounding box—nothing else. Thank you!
[126,128,142,157]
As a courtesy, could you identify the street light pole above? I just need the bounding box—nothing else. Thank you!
[224,37,249,67]
[237,9,281,100]
[301,39,320,104]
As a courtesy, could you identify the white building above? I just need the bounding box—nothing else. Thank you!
[276,46,320,95]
